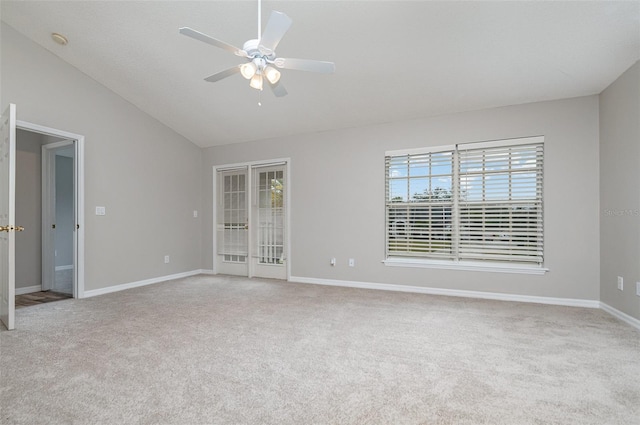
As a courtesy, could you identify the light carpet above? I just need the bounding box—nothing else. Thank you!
[1,274,639,424]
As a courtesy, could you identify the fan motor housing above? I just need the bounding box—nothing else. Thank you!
[243,39,275,59]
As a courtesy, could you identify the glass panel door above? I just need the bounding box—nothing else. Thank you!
[216,168,249,276]
[214,163,287,279]
[252,165,286,279]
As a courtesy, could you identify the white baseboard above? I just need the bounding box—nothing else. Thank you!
[55,265,74,271]
[82,270,206,298]
[199,269,216,275]
[600,302,640,331]
[15,285,42,295]
[288,276,601,309]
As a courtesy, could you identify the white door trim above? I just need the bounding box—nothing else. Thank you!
[285,160,291,280]
[41,143,57,291]
[211,169,217,275]
[212,158,291,280]
[17,120,85,299]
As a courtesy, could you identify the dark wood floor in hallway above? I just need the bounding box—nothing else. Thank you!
[15,291,72,308]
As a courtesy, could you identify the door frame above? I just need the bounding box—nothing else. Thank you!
[17,120,85,299]
[212,158,291,280]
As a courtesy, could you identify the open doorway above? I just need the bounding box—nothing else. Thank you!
[1,104,85,329]
[14,125,84,308]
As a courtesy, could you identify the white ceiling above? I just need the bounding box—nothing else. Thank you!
[2,1,639,148]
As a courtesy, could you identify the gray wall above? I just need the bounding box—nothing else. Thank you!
[2,23,203,292]
[202,95,601,301]
[15,129,42,289]
[599,61,640,320]
[55,154,74,268]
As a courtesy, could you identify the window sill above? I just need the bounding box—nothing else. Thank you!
[382,258,549,275]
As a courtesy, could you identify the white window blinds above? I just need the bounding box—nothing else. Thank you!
[385,138,544,266]
[386,150,455,259]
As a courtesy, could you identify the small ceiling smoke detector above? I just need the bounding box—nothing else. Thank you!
[51,33,68,46]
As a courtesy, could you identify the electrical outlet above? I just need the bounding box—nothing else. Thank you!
[348,258,355,267]
[636,282,640,297]
[330,258,336,266]
[617,276,623,291]
[164,255,170,264]
[193,210,198,218]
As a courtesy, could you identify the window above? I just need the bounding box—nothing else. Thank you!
[385,137,544,271]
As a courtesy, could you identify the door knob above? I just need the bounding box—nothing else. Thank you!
[0,225,24,232]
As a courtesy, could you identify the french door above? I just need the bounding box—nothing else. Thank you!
[251,165,286,279]
[215,162,287,279]
[216,169,249,276]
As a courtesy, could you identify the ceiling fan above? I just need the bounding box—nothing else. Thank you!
[179,0,335,98]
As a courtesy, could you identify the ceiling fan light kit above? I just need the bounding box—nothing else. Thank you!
[240,62,257,80]
[264,66,281,84]
[179,0,335,99]
[249,73,264,91]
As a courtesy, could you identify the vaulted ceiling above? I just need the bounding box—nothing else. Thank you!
[2,1,639,147]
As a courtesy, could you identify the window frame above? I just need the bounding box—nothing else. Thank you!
[383,136,548,275]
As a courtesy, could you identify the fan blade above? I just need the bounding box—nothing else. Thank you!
[179,27,247,57]
[204,66,241,83]
[259,11,293,54]
[273,58,335,74]
[268,80,288,97]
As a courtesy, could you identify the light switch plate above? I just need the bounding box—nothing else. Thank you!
[95,206,106,216]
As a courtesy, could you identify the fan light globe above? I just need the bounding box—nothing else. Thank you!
[240,62,257,80]
[264,66,281,84]
[249,74,263,90]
